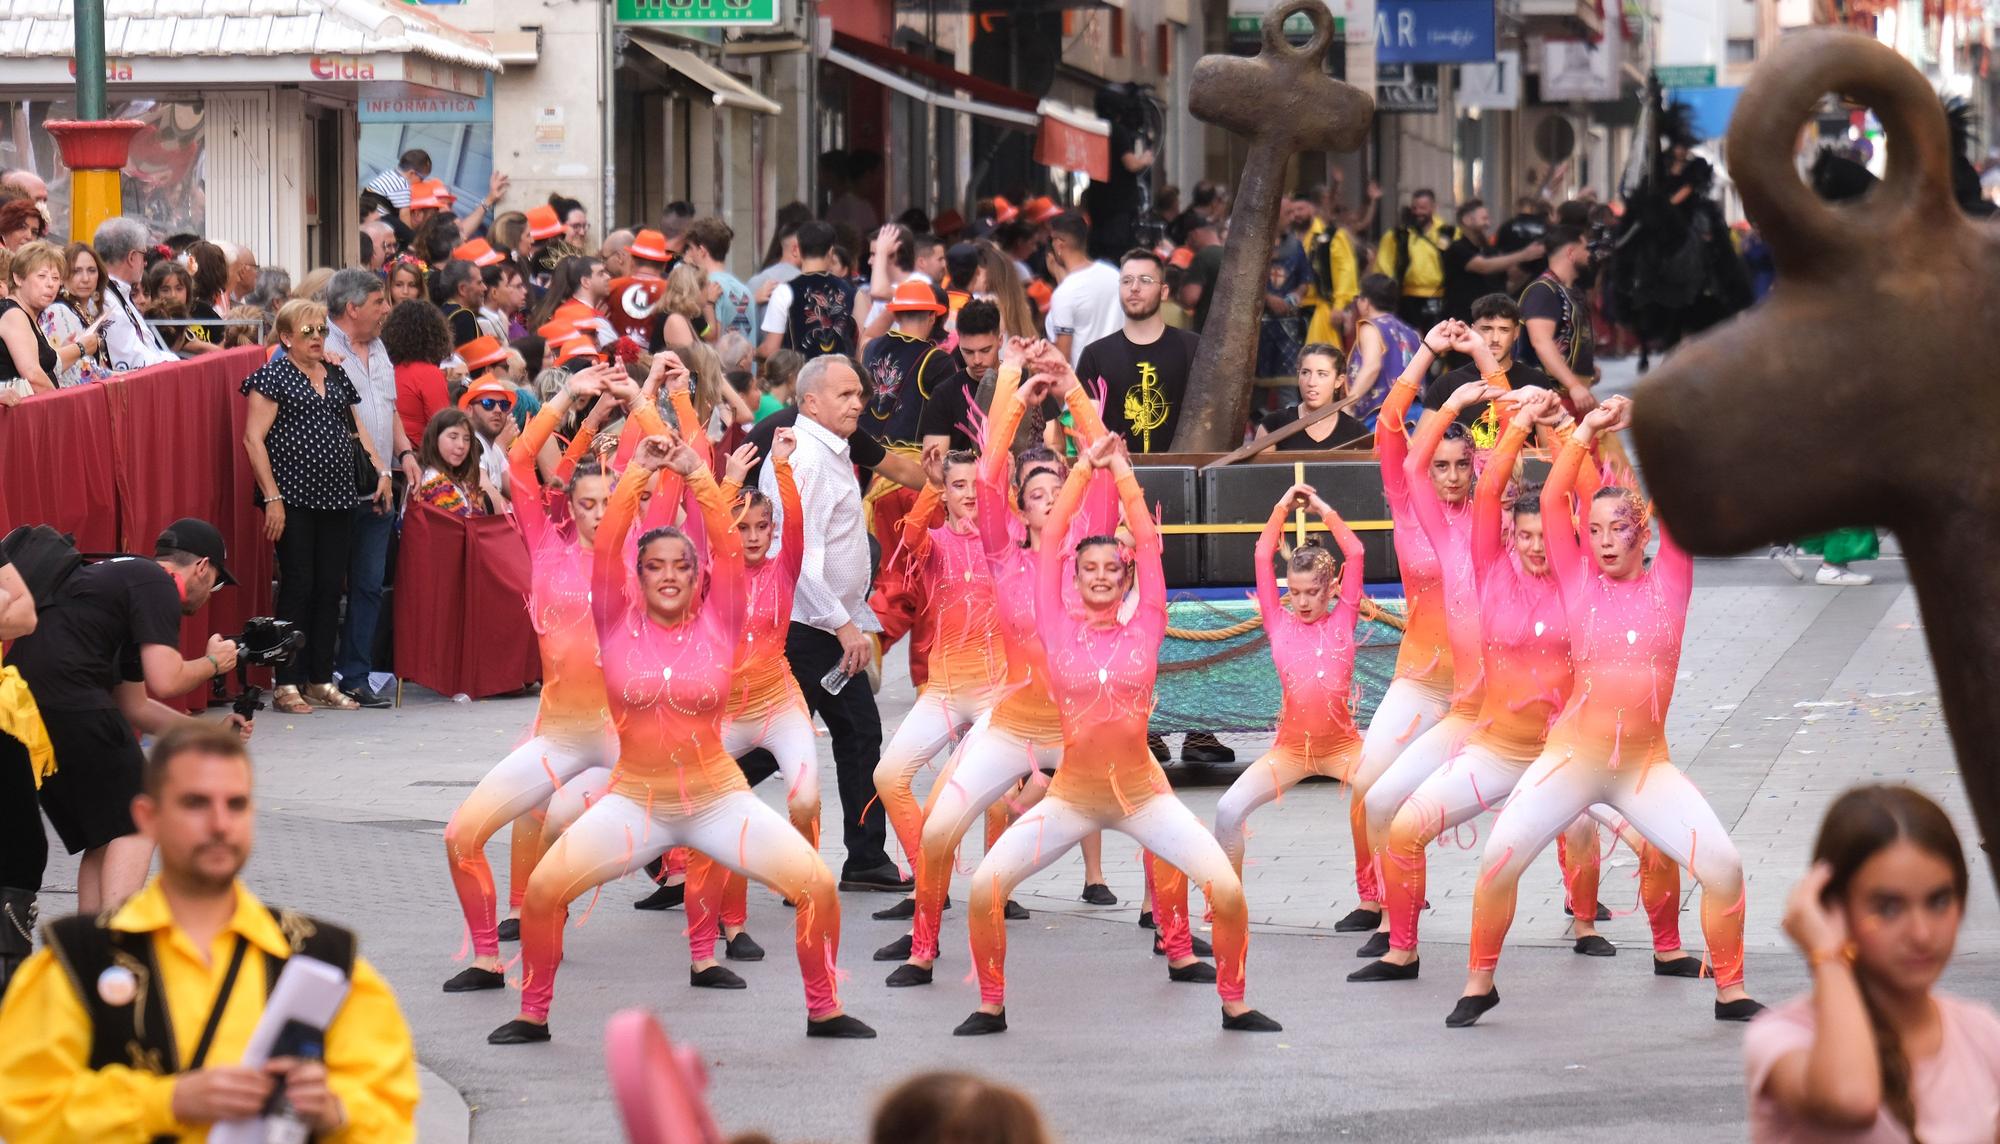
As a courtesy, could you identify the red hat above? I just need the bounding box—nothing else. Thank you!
[536,317,576,342]
[457,335,508,372]
[458,375,516,410]
[451,237,503,267]
[1168,246,1195,270]
[553,336,602,366]
[629,229,672,263]
[1023,196,1063,224]
[429,179,456,206]
[407,180,445,211]
[525,204,565,242]
[887,280,947,314]
[991,196,1017,224]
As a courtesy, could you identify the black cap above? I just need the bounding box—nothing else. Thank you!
[155,518,237,587]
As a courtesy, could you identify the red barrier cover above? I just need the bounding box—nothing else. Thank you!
[395,501,540,700]
[0,383,119,552]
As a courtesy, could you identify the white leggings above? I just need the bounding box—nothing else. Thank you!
[966,792,1250,1006]
[1362,712,1476,862]
[1348,678,1451,902]
[723,702,821,839]
[444,730,615,959]
[1469,745,1746,988]
[1213,742,1361,875]
[874,686,994,867]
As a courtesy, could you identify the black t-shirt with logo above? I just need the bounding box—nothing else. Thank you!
[1074,326,1199,454]
[1519,273,1595,383]
[783,272,858,360]
[4,557,183,711]
[859,331,953,449]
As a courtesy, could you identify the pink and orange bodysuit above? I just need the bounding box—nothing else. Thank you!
[501,457,852,1039]
[1458,433,1752,1020]
[958,452,1276,1033]
[1211,493,1368,874]
[443,398,619,987]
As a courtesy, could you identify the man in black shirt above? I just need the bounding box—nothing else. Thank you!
[1518,225,1599,415]
[1076,249,1200,453]
[5,518,250,916]
[918,299,1005,454]
[1441,199,1546,323]
[759,221,857,363]
[740,363,925,493]
[1422,293,1554,429]
[437,259,485,346]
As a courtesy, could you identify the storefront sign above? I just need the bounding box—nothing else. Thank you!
[1376,0,1495,64]
[1376,64,1441,113]
[1227,0,1353,39]
[26,54,494,93]
[534,105,567,153]
[1538,20,1622,102]
[358,75,493,123]
[1458,49,1520,109]
[614,0,780,27]
[1654,63,1717,88]
[1035,110,1110,181]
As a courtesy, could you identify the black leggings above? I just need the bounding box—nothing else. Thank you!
[0,735,45,891]
[273,505,354,686]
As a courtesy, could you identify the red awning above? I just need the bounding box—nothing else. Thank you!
[823,32,1112,180]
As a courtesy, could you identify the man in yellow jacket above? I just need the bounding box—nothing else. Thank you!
[1373,187,1457,329]
[0,723,417,1143]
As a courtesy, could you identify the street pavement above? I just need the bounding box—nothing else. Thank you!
[30,425,1993,1142]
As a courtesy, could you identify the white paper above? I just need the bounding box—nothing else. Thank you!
[208,956,349,1144]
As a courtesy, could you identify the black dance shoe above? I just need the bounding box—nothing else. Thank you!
[1333,907,1382,933]
[1654,955,1708,978]
[807,1014,878,1038]
[1168,959,1218,983]
[1445,989,1500,1028]
[488,1019,551,1044]
[1222,1008,1282,1032]
[1715,998,1766,1022]
[443,967,505,993]
[725,932,765,962]
[1004,899,1030,920]
[1137,910,1156,930]
[634,882,685,911]
[1180,733,1236,763]
[1572,935,1617,957]
[1354,932,1390,959]
[496,917,520,942]
[1347,958,1420,982]
[885,963,933,987]
[1080,883,1117,905]
[839,865,915,893]
[953,1009,1008,1036]
[1153,932,1215,958]
[690,965,746,990]
[874,934,914,962]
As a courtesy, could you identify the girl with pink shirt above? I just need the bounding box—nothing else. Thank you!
[1747,785,1999,1143]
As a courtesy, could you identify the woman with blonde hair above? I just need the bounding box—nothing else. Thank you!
[663,339,753,439]
[40,242,113,386]
[660,261,720,347]
[2,242,103,397]
[974,240,1037,341]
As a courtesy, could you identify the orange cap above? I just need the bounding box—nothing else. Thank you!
[887,279,946,314]
[407,180,445,211]
[428,179,456,205]
[553,337,602,366]
[535,317,576,342]
[1023,196,1063,224]
[525,204,565,242]
[1169,246,1195,269]
[451,237,503,267]
[457,375,516,410]
[991,196,1017,224]
[457,335,508,371]
[629,229,672,263]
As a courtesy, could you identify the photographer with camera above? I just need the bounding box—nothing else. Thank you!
[1517,225,1599,416]
[1085,83,1158,262]
[3,518,252,919]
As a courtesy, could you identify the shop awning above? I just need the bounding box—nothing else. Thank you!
[0,0,500,95]
[1035,98,1111,180]
[824,31,1041,128]
[627,34,782,114]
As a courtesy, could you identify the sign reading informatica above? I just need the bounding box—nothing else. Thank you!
[1374,0,1496,65]
[614,0,781,25]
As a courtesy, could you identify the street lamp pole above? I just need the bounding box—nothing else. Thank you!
[48,0,145,240]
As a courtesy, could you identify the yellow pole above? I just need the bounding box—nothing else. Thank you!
[44,120,144,243]
[67,167,123,242]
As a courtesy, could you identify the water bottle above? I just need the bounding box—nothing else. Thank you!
[819,663,853,696]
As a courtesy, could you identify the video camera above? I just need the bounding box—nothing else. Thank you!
[228,617,305,720]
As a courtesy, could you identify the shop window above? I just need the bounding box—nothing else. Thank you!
[0,97,206,239]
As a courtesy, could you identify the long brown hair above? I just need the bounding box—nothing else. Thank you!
[418,408,486,498]
[1812,785,1970,1142]
[870,1071,1049,1144]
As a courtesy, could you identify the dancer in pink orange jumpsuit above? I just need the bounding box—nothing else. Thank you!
[1210,483,1367,877]
[953,432,1280,1036]
[869,445,1009,899]
[884,358,1125,984]
[1339,326,1466,936]
[488,430,873,1044]
[441,364,629,993]
[1447,395,1762,1028]
[1353,383,1694,982]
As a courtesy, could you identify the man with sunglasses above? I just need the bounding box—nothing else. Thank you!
[459,375,518,505]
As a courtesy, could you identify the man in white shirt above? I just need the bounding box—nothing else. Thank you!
[1044,212,1124,367]
[758,355,906,892]
[91,217,178,372]
[323,270,413,709]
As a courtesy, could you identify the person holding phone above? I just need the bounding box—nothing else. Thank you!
[1,242,102,400]
[38,242,113,387]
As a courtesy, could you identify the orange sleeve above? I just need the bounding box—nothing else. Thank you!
[1063,384,1110,446]
[667,387,709,467]
[979,362,1025,488]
